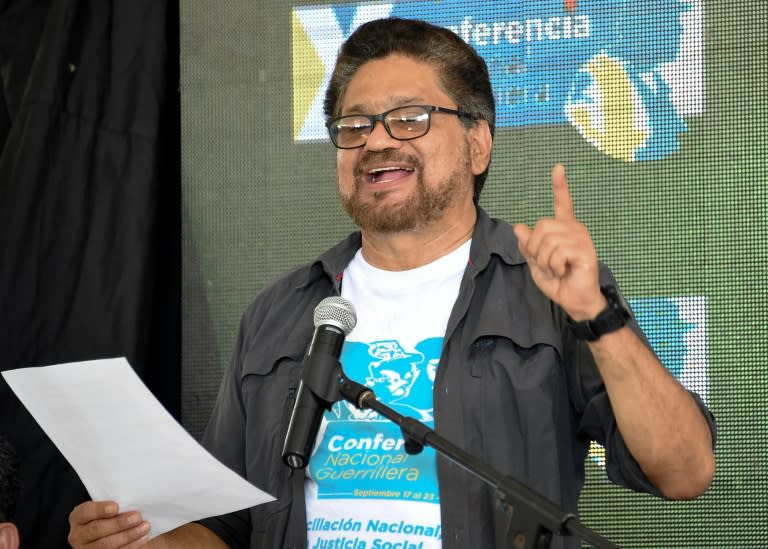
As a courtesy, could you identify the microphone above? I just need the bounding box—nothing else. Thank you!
[282,296,357,469]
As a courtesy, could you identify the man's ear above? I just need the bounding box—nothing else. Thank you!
[0,522,19,549]
[468,119,493,176]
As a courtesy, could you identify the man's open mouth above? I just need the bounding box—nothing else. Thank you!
[367,166,415,184]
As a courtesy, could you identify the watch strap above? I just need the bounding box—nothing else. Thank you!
[568,285,632,341]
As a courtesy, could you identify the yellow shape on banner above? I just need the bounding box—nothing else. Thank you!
[569,54,647,162]
[292,11,326,141]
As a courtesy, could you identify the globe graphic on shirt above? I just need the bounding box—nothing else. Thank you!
[565,52,685,162]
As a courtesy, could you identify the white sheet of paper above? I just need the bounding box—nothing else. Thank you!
[2,357,274,537]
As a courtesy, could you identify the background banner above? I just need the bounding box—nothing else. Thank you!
[180,1,767,546]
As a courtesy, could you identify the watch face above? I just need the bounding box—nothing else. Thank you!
[568,284,633,340]
[605,284,633,320]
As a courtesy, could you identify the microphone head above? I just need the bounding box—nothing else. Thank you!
[313,296,357,335]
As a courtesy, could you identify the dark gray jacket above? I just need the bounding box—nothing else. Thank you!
[198,207,715,549]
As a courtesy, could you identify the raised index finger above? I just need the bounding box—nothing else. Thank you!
[551,163,575,220]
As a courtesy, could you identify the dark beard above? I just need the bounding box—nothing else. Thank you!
[340,146,473,233]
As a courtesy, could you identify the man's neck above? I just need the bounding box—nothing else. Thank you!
[360,206,476,271]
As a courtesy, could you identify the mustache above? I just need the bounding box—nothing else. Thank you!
[353,151,422,178]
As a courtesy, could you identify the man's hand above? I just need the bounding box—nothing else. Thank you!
[68,500,150,549]
[513,163,605,320]
[68,501,228,549]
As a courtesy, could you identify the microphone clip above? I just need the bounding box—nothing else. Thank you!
[300,352,345,409]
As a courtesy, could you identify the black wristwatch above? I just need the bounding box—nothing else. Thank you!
[568,284,632,341]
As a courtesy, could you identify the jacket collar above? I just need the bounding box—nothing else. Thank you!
[297,231,362,292]
[468,206,527,274]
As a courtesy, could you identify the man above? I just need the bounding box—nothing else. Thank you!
[0,437,20,549]
[68,17,716,549]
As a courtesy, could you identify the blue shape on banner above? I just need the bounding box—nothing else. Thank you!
[332,4,359,36]
[292,0,702,161]
[629,297,695,379]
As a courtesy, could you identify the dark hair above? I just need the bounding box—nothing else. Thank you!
[0,436,19,523]
[324,18,495,202]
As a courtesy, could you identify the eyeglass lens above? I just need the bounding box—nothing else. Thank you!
[332,106,431,148]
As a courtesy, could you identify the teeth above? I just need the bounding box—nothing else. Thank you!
[368,167,413,174]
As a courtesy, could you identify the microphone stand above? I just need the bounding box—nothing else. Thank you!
[299,356,620,549]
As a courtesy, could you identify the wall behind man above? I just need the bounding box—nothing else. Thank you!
[180,1,767,546]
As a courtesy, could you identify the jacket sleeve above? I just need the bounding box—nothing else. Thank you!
[196,311,253,548]
[196,276,324,548]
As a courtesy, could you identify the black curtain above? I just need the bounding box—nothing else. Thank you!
[0,1,180,546]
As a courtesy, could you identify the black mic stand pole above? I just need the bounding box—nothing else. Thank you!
[329,371,621,549]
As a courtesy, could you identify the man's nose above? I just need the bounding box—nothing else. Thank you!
[364,120,400,151]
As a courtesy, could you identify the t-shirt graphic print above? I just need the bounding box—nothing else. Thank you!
[305,241,470,549]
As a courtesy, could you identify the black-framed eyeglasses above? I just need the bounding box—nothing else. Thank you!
[326,104,475,149]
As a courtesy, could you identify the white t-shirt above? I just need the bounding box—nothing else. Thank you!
[305,240,470,549]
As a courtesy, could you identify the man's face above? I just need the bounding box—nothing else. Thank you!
[335,54,489,233]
